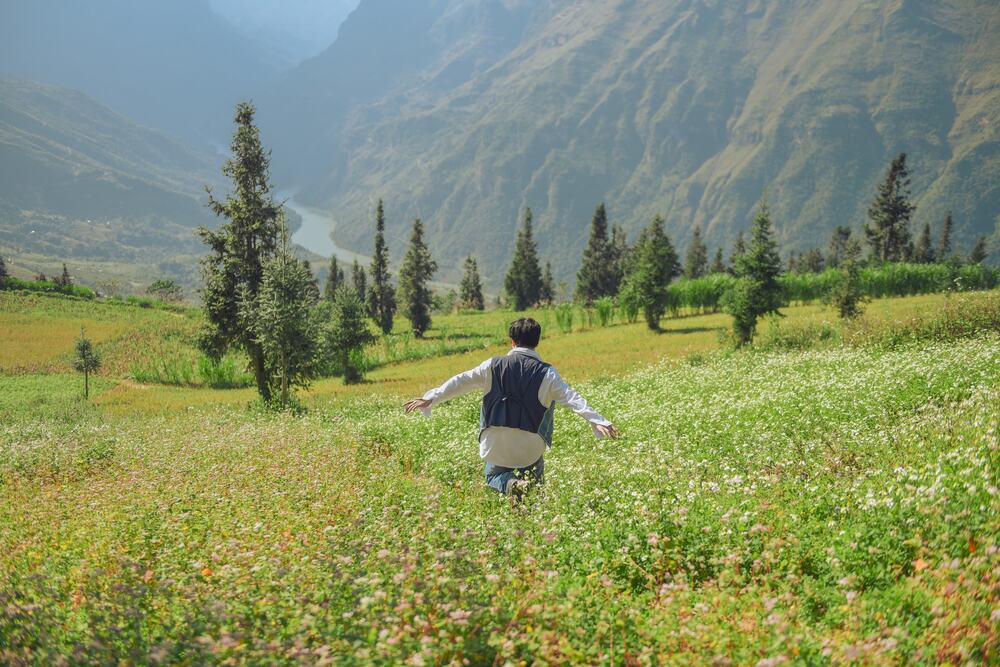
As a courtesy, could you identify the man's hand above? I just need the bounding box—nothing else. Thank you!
[594,423,620,439]
[404,398,433,414]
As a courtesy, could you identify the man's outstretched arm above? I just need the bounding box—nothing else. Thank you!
[403,358,491,415]
[543,368,620,439]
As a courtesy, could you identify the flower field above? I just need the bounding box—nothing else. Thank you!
[2,289,998,664]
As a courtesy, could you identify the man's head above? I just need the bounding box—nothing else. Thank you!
[509,317,542,349]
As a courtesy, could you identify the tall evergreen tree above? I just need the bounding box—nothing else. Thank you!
[367,200,396,334]
[56,263,72,287]
[397,219,437,337]
[864,153,915,262]
[197,102,283,402]
[710,247,726,274]
[827,238,865,319]
[0,255,8,284]
[801,248,825,273]
[683,226,708,279]
[621,215,680,331]
[459,256,485,311]
[969,236,989,265]
[575,203,616,304]
[324,286,375,384]
[937,213,954,261]
[609,224,630,292]
[504,208,543,310]
[73,327,101,399]
[351,259,367,301]
[247,239,323,407]
[827,226,853,268]
[725,199,784,345]
[728,230,746,273]
[540,261,555,306]
[323,255,345,301]
[913,222,935,263]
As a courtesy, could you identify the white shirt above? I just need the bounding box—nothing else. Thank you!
[421,347,612,468]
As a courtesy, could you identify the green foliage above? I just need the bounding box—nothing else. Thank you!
[968,236,988,265]
[0,277,96,299]
[826,226,853,268]
[324,286,376,384]
[397,219,438,338]
[367,200,397,335]
[683,226,708,279]
[72,326,101,398]
[827,238,865,319]
[709,247,726,275]
[197,101,283,403]
[937,213,954,261]
[504,208,543,310]
[913,223,935,263]
[622,215,681,330]
[593,296,615,327]
[864,153,915,262]
[323,255,345,302]
[351,259,367,302]
[539,261,555,306]
[459,256,485,310]
[725,199,783,345]
[553,303,575,333]
[0,255,7,283]
[146,278,183,302]
[575,203,618,304]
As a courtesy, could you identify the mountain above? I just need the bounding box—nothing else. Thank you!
[0,0,280,145]
[0,77,223,286]
[269,0,1000,285]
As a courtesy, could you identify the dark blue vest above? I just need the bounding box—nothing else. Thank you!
[480,352,555,446]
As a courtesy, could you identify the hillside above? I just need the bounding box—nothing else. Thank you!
[270,0,1000,285]
[0,78,224,288]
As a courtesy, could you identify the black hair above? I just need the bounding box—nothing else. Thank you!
[509,317,542,348]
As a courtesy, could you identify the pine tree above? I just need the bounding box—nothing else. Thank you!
[397,218,438,337]
[827,238,865,319]
[459,256,485,310]
[57,263,72,287]
[937,213,954,261]
[323,255,345,301]
[801,248,825,273]
[826,226,853,268]
[609,224,630,292]
[728,231,746,273]
[0,255,8,284]
[324,286,375,384]
[247,239,323,407]
[197,101,283,402]
[504,208,543,310]
[913,222,935,263]
[621,215,680,331]
[864,153,915,262]
[575,203,616,304]
[351,259,367,301]
[72,326,101,399]
[725,199,784,345]
[709,247,726,274]
[367,200,396,334]
[540,261,555,306]
[968,236,989,264]
[683,226,708,279]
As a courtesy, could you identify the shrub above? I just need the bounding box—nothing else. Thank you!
[594,297,615,327]
[554,303,575,333]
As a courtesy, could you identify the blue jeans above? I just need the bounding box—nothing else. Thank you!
[484,457,544,494]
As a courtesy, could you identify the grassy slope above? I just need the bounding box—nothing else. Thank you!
[1,300,997,662]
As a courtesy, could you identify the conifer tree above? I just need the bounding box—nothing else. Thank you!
[827,238,865,319]
[913,222,935,263]
[710,247,726,274]
[540,261,555,306]
[621,215,680,331]
[352,259,367,301]
[459,256,485,310]
[197,102,283,402]
[826,226,853,268]
[864,153,915,262]
[801,248,825,273]
[324,286,375,384]
[610,224,630,291]
[937,213,954,261]
[73,327,101,399]
[397,218,437,337]
[683,226,708,279]
[367,200,396,334]
[575,203,615,304]
[724,199,783,345]
[247,237,322,407]
[0,255,8,284]
[969,236,988,265]
[323,255,345,301]
[504,208,543,310]
[728,230,746,272]
[56,263,72,287]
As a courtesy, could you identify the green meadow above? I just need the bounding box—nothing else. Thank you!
[1,289,998,664]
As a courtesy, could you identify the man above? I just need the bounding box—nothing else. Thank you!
[404,317,619,498]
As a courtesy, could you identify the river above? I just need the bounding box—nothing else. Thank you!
[285,197,368,264]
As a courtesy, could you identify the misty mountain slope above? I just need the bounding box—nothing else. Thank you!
[0,0,280,144]
[274,0,999,285]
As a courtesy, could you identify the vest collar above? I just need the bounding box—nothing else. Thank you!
[509,347,541,361]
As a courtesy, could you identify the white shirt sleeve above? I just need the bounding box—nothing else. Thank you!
[419,358,492,416]
[539,367,613,438]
